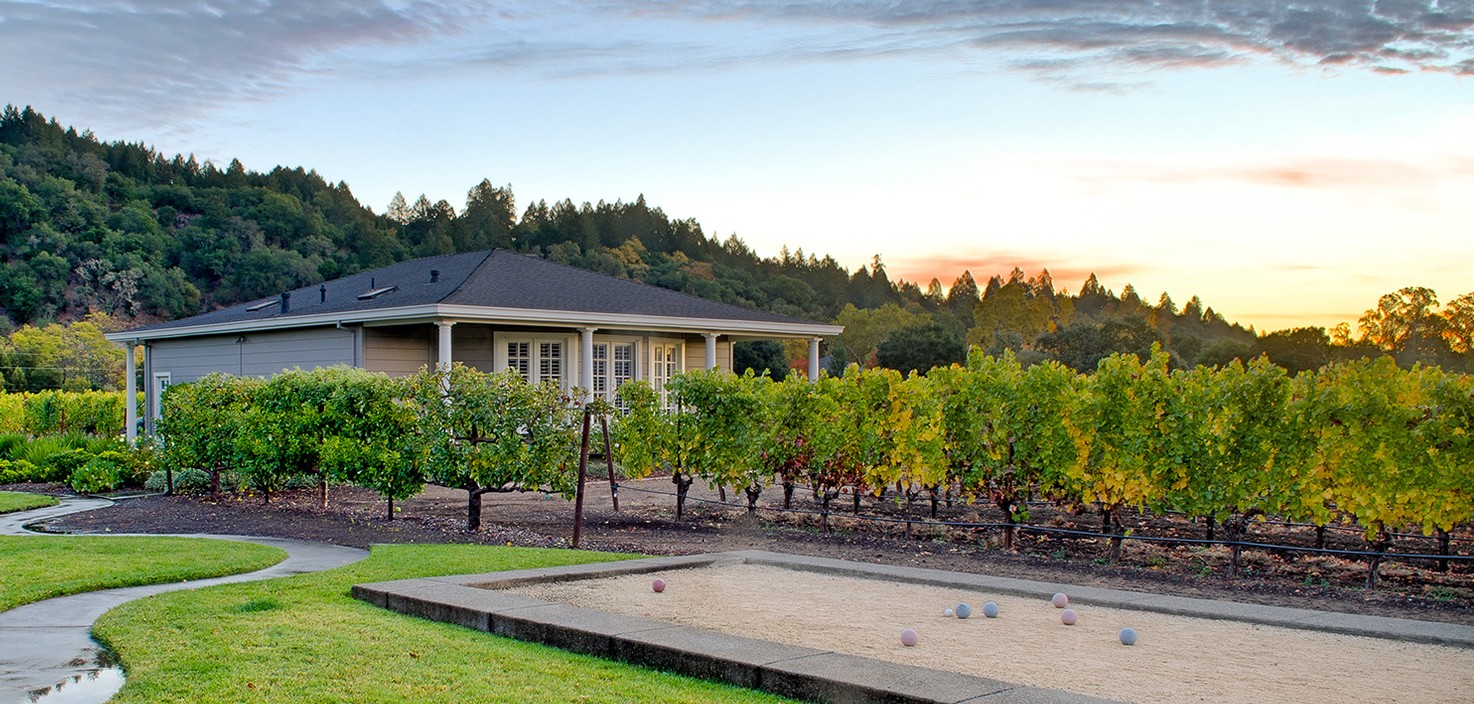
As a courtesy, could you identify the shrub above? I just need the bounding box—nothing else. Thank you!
[0,459,41,484]
[11,438,77,482]
[69,451,131,494]
[0,432,26,460]
[42,448,90,483]
[144,468,210,494]
[20,391,126,436]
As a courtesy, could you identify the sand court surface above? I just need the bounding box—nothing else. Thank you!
[507,563,1472,704]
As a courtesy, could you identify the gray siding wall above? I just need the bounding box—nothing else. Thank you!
[149,327,356,383]
[364,325,433,377]
[144,327,356,435]
[449,324,495,372]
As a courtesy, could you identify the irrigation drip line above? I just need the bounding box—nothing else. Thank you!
[613,483,1474,563]
[1013,500,1473,545]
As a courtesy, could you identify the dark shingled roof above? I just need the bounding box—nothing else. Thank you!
[123,249,822,334]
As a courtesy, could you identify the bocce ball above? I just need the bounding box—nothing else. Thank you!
[1060,608,1079,626]
[651,578,666,593]
[1051,592,1069,608]
[982,601,1000,618]
[955,602,973,619]
[1119,627,1138,645]
[901,628,919,647]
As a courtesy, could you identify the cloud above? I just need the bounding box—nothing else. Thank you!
[622,1,1474,81]
[1083,153,1474,192]
[4,1,1470,133]
[0,1,499,132]
[887,250,1148,295]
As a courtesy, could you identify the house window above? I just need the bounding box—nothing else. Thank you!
[507,341,530,377]
[652,342,681,411]
[151,372,171,420]
[592,343,609,398]
[504,338,564,386]
[593,341,636,407]
[538,341,562,382]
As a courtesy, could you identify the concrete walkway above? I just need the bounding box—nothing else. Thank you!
[0,496,367,704]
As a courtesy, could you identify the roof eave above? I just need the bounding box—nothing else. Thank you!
[105,304,843,343]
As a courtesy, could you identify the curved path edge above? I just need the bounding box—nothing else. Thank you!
[0,496,368,703]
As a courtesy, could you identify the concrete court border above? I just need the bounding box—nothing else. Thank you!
[353,546,1460,703]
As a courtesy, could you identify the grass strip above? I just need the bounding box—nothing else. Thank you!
[0,490,59,514]
[95,544,797,703]
[0,535,287,611]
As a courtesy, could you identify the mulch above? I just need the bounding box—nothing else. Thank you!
[11,478,1473,627]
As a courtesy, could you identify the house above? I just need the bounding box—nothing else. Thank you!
[107,249,842,440]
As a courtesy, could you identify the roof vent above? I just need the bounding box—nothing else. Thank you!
[430,269,440,284]
[357,285,398,301]
[246,298,280,312]
[319,284,327,303]
[280,292,291,314]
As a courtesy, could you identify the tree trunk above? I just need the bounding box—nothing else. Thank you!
[718,484,726,503]
[852,488,862,514]
[1436,529,1451,573]
[166,466,174,496]
[904,492,914,538]
[672,472,693,520]
[1103,505,1122,564]
[1224,509,1263,579]
[929,488,940,519]
[782,481,795,509]
[1366,529,1392,590]
[744,483,762,517]
[208,466,220,499]
[1204,515,1215,542]
[386,496,394,521]
[572,409,591,549]
[819,492,832,533]
[318,477,328,510]
[467,487,484,531]
[600,415,619,513]
[1315,525,1327,549]
[999,498,1016,551]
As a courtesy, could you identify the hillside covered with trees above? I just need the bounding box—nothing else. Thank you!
[1,105,1470,391]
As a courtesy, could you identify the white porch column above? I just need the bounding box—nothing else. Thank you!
[580,327,596,402]
[124,341,137,444]
[436,321,455,371]
[142,343,154,437]
[808,337,821,383]
[703,333,718,370]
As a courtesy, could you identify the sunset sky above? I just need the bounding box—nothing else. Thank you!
[4,1,1471,332]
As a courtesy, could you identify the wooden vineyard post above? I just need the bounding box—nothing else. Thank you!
[572,408,592,548]
[600,414,619,512]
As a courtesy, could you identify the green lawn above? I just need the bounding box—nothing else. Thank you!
[95,544,797,703]
[0,535,287,611]
[0,490,59,514]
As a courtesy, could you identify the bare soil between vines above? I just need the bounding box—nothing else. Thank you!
[12,477,1473,626]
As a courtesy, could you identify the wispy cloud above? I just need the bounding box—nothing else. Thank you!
[621,1,1474,81]
[888,250,1148,295]
[3,1,1471,132]
[1075,153,1474,192]
[0,1,498,131]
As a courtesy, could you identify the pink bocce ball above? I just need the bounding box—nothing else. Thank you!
[900,628,919,647]
[652,578,666,593]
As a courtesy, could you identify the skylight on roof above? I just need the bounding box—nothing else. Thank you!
[357,285,398,300]
[246,299,280,312]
